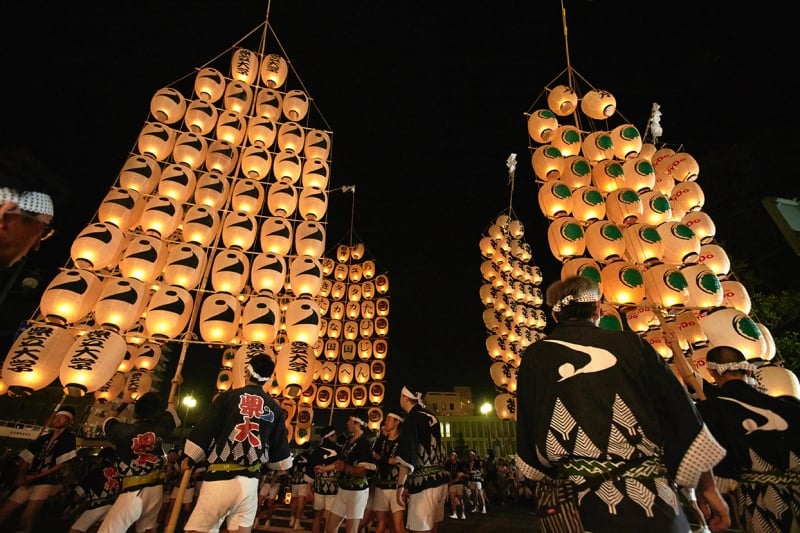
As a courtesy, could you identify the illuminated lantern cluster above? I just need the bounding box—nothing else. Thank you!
[525,82,780,393]
[479,213,546,420]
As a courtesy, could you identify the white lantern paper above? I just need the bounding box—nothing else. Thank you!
[2,324,73,396]
[60,329,127,396]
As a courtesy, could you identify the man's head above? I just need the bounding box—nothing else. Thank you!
[320,424,337,442]
[449,451,459,463]
[51,405,75,429]
[246,353,275,385]
[134,392,161,420]
[0,148,62,269]
[706,345,753,385]
[546,275,601,323]
[347,408,369,434]
[383,409,404,435]
[399,384,425,412]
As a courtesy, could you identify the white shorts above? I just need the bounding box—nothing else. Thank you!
[470,481,483,490]
[70,504,111,532]
[372,487,405,514]
[170,485,195,504]
[329,488,369,520]
[406,484,448,532]
[98,485,163,533]
[8,483,55,503]
[184,476,259,533]
[312,493,337,512]
[291,483,310,497]
[259,482,280,499]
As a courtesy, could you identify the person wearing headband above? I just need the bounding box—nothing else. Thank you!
[98,392,180,533]
[180,352,292,533]
[0,405,77,533]
[395,385,450,533]
[515,275,731,532]
[695,345,800,532]
[0,147,63,270]
[326,408,377,533]
[372,408,406,533]
[306,425,342,533]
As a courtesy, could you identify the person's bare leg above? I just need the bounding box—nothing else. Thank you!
[391,509,406,533]
[18,499,46,533]
[325,513,345,533]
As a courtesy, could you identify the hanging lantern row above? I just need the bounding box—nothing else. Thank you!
[479,213,547,384]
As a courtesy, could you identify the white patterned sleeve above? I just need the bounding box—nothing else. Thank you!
[674,424,727,488]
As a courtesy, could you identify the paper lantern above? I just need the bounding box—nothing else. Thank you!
[334,386,352,409]
[301,160,330,191]
[237,147,271,183]
[490,361,512,390]
[94,371,125,404]
[560,155,592,189]
[172,132,207,170]
[296,403,314,433]
[144,285,193,340]
[2,324,73,396]
[272,150,302,185]
[260,53,288,88]
[133,342,161,371]
[672,309,707,349]
[349,265,364,284]
[367,406,384,431]
[681,264,723,308]
[274,341,314,398]
[162,243,207,290]
[150,87,186,124]
[278,121,306,153]
[600,261,645,306]
[639,190,673,226]
[241,294,281,344]
[247,116,277,148]
[251,252,286,296]
[350,384,368,407]
[610,123,642,160]
[657,221,700,264]
[625,305,659,333]
[118,154,161,195]
[622,223,664,265]
[60,329,127,396]
[547,84,578,116]
[375,275,390,295]
[697,244,730,278]
[560,257,602,287]
[298,187,329,222]
[216,369,233,392]
[122,370,152,402]
[255,87,283,120]
[211,249,250,295]
[316,385,333,408]
[681,211,716,244]
[40,269,102,325]
[180,205,219,246]
[605,188,643,226]
[756,323,776,361]
[621,157,656,192]
[581,89,616,119]
[643,328,673,359]
[756,366,800,399]
[537,180,573,218]
[547,216,585,260]
[184,99,219,135]
[137,122,175,161]
[294,221,326,258]
[205,139,239,175]
[323,339,340,360]
[373,339,388,360]
[531,145,563,181]
[585,221,625,263]
[139,195,181,238]
[701,307,765,360]
[98,187,144,231]
[93,277,148,332]
[289,256,322,297]
[642,263,689,308]
[581,131,614,163]
[117,345,136,372]
[221,210,257,251]
[230,47,259,84]
[300,382,317,405]
[720,280,752,314]
[347,285,363,304]
[570,186,606,222]
[661,152,700,183]
[222,79,253,114]
[591,160,625,193]
[342,339,357,361]
[194,66,225,102]
[527,109,559,143]
[267,181,298,217]
[260,217,293,255]
[304,129,331,161]
[494,392,516,421]
[194,171,230,210]
[70,222,125,271]
[550,126,582,157]
[215,110,247,145]
[598,303,623,331]
[327,320,342,339]
[199,292,241,344]
[156,164,196,204]
[285,298,321,344]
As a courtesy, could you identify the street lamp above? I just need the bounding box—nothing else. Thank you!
[182,394,197,424]
[480,401,492,416]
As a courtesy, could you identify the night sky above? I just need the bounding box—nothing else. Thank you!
[1,1,799,414]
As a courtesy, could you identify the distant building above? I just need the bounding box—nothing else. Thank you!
[424,387,516,459]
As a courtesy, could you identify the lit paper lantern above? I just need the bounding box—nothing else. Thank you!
[230,47,259,83]
[604,188,643,226]
[547,216,585,260]
[300,382,317,405]
[622,223,664,266]
[157,164,196,203]
[94,371,125,404]
[681,264,723,308]
[255,87,283,120]
[242,294,281,344]
[367,407,384,431]
[598,303,623,331]
[150,87,187,124]
[316,385,333,408]
[657,221,700,264]
[199,292,241,344]
[247,116,277,148]
[294,221,326,258]
[527,109,559,143]
[570,186,606,222]
[194,171,230,210]
[98,187,144,231]
[701,307,765,360]
[720,280,752,314]
[122,369,152,402]
[222,79,253,114]
[260,53,288,88]
[185,99,219,135]
[697,244,730,278]
[133,342,161,371]
[119,154,161,195]
[60,329,127,396]
[625,305,659,333]
[373,339,388,359]
[274,341,314,398]
[216,369,233,392]
[205,139,239,175]
[172,132,207,170]
[642,263,689,308]
[272,150,302,185]
[117,346,136,372]
[600,261,645,306]
[581,89,616,119]
[301,158,330,190]
[251,252,286,295]
[304,129,331,161]
[137,122,175,161]
[537,180,573,218]
[621,157,656,193]
[163,242,207,290]
[559,155,592,189]
[547,84,578,116]
[662,152,700,183]
[335,385,352,408]
[550,126,582,157]
[643,328,673,359]
[351,384,368,407]
[278,120,306,152]
[531,145,563,181]
[139,195,181,238]
[144,285,193,340]
[681,211,716,244]
[215,110,247,145]
[756,366,800,399]
[40,269,102,325]
[560,257,602,288]
[298,187,329,221]
[194,66,225,102]
[267,181,298,217]
[289,256,322,297]
[2,324,73,396]
[221,210,257,251]
[581,131,614,163]
[591,159,625,193]
[285,298,321,344]
[673,309,707,348]
[296,403,314,432]
[495,392,516,421]
[70,222,125,271]
[211,249,250,295]
[585,221,625,263]
[181,205,220,246]
[239,145,272,182]
[639,190,673,226]
[94,277,148,332]
[610,123,642,160]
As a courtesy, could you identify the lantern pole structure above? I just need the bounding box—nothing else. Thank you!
[657,310,706,401]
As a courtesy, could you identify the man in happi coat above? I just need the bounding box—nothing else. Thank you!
[308,425,341,533]
[516,275,731,532]
[696,345,800,532]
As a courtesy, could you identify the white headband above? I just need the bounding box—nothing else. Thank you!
[551,289,599,312]
[706,360,754,374]
[0,187,54,217]
[349,415,367,426]
[322,428,337,440]
[387,412,405,423]
[55,410,74,421]
[247,363,269,382]
[401,386,425,408]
